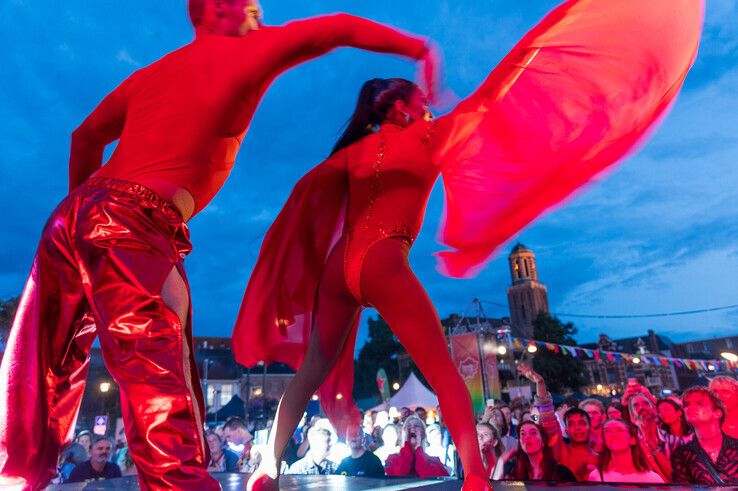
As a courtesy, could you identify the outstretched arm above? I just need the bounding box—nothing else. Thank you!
[259,14,441,102]
[518,363,566,461]
[69,78,129,191]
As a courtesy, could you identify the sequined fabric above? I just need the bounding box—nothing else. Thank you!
[0,178,219,490]
[343,121,437,305]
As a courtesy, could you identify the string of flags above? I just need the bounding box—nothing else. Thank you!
[511,337,737,374]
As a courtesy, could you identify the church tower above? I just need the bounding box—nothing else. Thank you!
[506,243,549,338]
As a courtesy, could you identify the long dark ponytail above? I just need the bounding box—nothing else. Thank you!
[331,77,418,155]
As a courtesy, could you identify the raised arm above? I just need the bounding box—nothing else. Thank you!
[518,363,566,461]
[69,78,130,191]
[259,13,440,102]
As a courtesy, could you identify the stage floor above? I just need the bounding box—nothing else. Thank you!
[47,474,731,490]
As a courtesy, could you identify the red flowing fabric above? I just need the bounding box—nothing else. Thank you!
[434,0,704,277]
[232,0,703,435]
[231,153,362,434]
[232,153,348,369]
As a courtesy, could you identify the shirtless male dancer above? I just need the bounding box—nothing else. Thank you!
[0,1,439,489]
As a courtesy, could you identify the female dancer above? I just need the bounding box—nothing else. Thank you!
[234,1,703,489]
[244,78,491,489]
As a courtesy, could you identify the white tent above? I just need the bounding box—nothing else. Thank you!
[378,372,439,410]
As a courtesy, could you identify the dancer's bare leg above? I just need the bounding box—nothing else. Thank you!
[361,238,487,481]
[258,237,360,478]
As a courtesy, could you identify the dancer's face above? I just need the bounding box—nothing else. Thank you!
[218,0,262,36]
[402,88,431,123]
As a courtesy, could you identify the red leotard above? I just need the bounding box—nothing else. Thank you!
[343,120,438,303]
[79,14,427,216]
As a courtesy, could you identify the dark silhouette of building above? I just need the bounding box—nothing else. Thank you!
[506,243,549,338]
[580,330,680,394]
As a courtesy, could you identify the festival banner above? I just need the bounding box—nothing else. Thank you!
[450,333,485,415]
[483,344,502,401]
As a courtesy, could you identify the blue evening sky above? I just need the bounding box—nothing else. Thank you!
[1,1,736,353]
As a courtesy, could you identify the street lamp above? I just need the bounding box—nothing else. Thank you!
[392,382,400,391]
[527,345,538,353]
[721,352,738,362]
[99,382,111,393]
[633,357,641,364]
[497,345,507,356]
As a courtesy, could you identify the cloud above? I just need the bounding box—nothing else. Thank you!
[116,49,141,68]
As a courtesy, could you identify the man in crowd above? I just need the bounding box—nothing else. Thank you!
[206,430,240,473]
[671,387,738,485]
[559,408,599,481]
[223,417,254,471]
[415,407,428,424]
[68,436,122,483]
[0,0,440,488]
[336,426,385,477]
[286,426,337,475]
[579,398,606,452]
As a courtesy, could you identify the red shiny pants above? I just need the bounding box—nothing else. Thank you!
[0,178,219,490]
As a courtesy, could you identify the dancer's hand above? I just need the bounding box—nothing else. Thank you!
[417,43,442,106]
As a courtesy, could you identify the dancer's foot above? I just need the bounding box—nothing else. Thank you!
[461,474,493,491]
[246,465,279,491]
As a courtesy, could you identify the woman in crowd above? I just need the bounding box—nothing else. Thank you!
[518,362,598,481]
[624,390,675,477]
[385,415,448,478]
[588,418,665,484]
[657,398,692,438]
[477,423,505,480]
[709,376,738,438]
[486,407,517,453]
[503,421,576,481]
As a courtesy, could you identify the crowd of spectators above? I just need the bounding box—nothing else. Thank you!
[53,371,738,486]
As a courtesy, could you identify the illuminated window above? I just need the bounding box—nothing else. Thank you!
[220,385,233,405]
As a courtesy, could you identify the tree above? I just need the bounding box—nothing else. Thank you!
[531,311,589,393]
[353,316,402,400]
